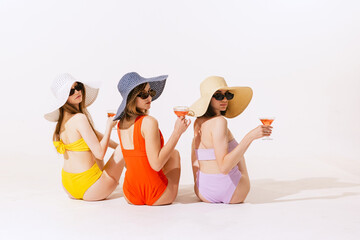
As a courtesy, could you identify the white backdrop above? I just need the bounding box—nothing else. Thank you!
[1,0,359,184]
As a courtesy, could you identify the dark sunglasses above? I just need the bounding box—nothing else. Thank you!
[137,89,156,99]
[212,91,234,101]
[69,82,84,96]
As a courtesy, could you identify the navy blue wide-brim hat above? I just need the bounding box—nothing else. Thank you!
[113,72,168,120]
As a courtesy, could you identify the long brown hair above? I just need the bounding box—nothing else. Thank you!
[201,102,226,118]
[121,83,148,121]
[53,83,95,141]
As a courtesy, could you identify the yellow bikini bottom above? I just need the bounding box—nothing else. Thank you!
[62,163,102,199]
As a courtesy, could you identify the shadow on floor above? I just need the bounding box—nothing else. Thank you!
[174,184,201,204]
[105,184,200,203]
[246,177,360,204]
[105,178,360,204]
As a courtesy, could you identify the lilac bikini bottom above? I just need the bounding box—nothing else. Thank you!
[196,166,242,204]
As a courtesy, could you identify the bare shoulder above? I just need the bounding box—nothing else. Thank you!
[142,115,158,125]
[67,113,90,129]
[209,116,228,140]
[70,113,86,120]
[142,115,159,131]
[61,113,89,140]
[209,115,227,128]
[70,113,88,123]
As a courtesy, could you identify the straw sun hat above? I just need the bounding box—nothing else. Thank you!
[44,73,100,122]
[113,72,168,121]
[189,76,253,118]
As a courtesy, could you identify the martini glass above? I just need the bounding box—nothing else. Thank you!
[173,106,190,117]
[259,117,275,140]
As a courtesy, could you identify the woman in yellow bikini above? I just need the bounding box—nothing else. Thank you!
[44,73,125,201]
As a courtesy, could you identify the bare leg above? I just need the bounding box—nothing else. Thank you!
[95,158,104,170]
[229,156,250,204]
[83,147,125,201]
[152,150,181,206]
[102,146,125,184]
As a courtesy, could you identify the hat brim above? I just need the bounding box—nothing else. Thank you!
[190,86,253,118]
[113,75,168,120]
[44,81,100,122]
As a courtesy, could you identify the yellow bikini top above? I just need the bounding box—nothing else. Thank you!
[53,138,90,154]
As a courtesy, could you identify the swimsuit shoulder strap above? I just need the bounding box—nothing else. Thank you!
[117,121,125,150]
[133,115,146,151]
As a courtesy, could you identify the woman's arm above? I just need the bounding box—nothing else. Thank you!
[75,113,117,160]
[95,130,119,149]
[212,117,272,174]
[143,116,190,172]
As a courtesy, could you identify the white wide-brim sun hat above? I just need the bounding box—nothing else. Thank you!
[189,76,253,118]
[44,73,100,122]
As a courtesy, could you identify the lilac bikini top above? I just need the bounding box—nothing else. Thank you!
[195,139,238,161]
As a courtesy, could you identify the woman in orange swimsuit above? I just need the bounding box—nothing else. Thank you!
[44,73,125,201]
[114,72,191,205]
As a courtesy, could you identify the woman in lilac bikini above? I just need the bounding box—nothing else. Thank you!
[190,76,273,204]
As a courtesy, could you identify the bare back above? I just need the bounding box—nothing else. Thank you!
[60,113,97,173]
[193,116,235,174]
[118,118,136,150]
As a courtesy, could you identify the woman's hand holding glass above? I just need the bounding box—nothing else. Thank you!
[259,117,275,140]
[173,106,192,135]
[248,124,273,140]
[174,116,191,135]
[106,109,117,130]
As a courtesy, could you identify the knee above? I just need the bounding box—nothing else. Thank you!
[240,185,250,203]
[232,191,249,204]
[172,149,180,159]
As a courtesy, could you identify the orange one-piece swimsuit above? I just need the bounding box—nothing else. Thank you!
[117,115,168,205]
